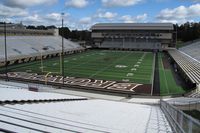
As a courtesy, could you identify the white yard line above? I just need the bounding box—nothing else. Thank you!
[123,52,146,82]
[151,53,156,96]
[89,52,132,78]
[65,51,101,72]
[160,54,169,94]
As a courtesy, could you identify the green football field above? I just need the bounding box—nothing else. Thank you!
[158,53,186,95]
[5,50,154,84]
[0,50,188,95]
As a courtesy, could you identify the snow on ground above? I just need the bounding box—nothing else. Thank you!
[0,84,85,102]
[0,100,172,133]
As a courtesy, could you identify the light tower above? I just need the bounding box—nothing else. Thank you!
[61,12,65,86]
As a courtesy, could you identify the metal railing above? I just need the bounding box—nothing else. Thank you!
[169,100,200,111]
[160,100,200,133]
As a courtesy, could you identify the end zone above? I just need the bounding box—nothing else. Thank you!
[0,72,152,95]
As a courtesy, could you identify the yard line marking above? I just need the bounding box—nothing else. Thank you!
[89,52,132,78]
[160,53,169,94]
[126,52,149,82]
[127,73,134,77]
[65,51,101,74]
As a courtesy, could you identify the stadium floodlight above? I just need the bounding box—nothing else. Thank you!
[176,24,178,46]
[40,50,44,72]
[61,12,65,86]
[4,21,8,81]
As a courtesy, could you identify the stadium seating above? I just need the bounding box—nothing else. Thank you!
[0,36,83,60]
[179,40,200,62]
[168,49,200,84]
[188,91,200,98]
[101,41,122,48]
[187,85,200,98]
[100,41,161,50]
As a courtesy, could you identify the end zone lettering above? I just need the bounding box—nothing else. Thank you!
[2,72,144,92]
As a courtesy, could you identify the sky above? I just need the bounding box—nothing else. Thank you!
[0,0,200,30]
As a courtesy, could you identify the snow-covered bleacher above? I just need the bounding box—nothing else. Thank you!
[0,36,83,60]
[179,39,200,62]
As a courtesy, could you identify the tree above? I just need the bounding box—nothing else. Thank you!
[175,22,200,42]
[59,27,71,39]
[46,25,57,29]
[36,25,47,30]
[26,25,36,29]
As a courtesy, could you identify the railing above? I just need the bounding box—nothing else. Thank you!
[160,100,200,133]
[170,100,200,112]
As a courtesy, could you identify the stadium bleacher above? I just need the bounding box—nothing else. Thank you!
[0,36,83,61]
[179,39,200,62]
[100,39,161,50]
[187,84,200,98]
[168,49,200,85]
[0,84,172,132]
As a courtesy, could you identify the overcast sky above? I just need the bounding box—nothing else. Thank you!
[0,0,200,30]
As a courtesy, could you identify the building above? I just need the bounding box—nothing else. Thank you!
[91,23,175,50]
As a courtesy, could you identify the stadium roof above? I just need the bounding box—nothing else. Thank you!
[91,23,174,30]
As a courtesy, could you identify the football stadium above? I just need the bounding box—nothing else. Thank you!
[0,1,200,131]
[0,23,199,96]
[0,21,200,132]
